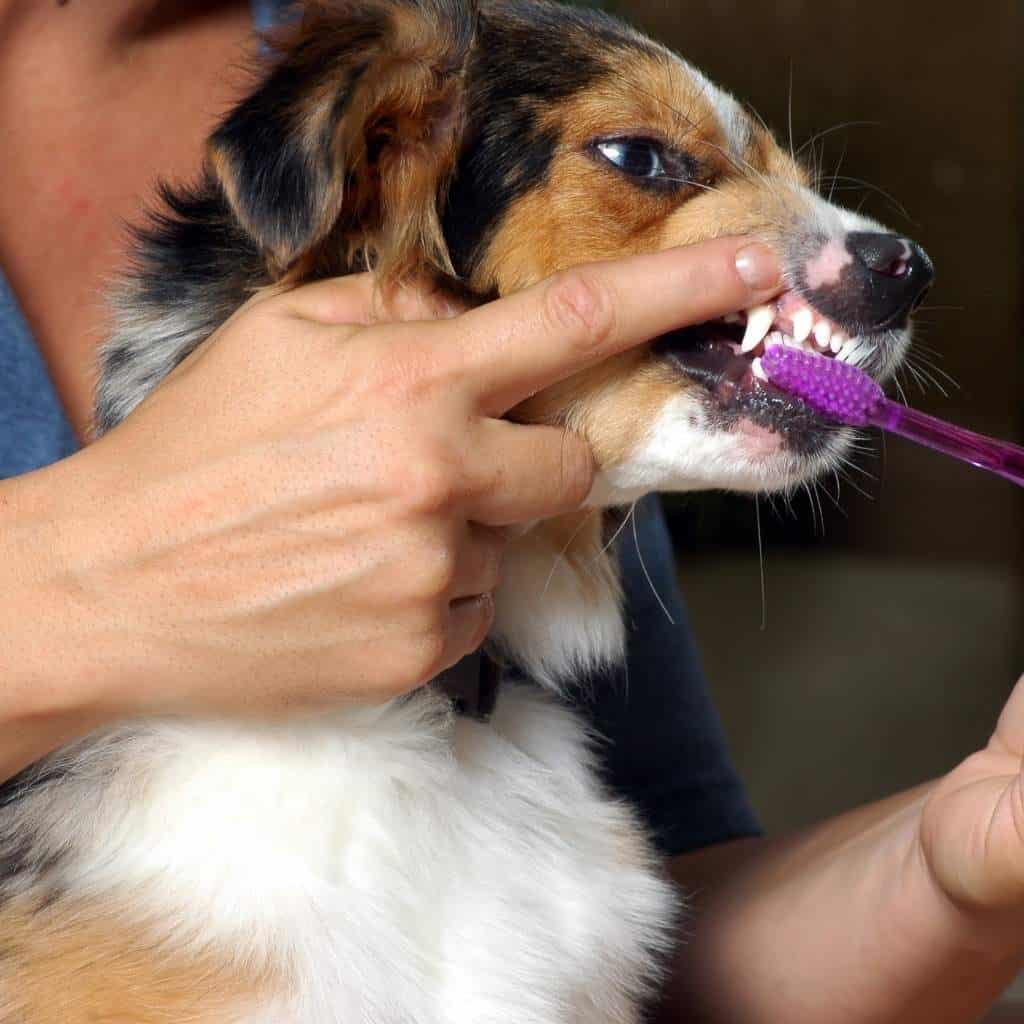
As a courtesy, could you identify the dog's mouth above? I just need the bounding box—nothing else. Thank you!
[655,290,863,455]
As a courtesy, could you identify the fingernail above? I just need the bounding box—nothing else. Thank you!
[735,243,782,291]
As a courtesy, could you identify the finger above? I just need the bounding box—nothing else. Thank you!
[990,674,1024,758]
[279,273,465,327]
[463,420,595,526]
[437,594,495,673]
[428,236,783,414]
[450,523,506,599]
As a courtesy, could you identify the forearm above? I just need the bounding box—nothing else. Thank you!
[661,785,1024,1023]
[0,461,111,781]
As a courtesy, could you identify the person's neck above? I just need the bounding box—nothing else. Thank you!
[0,0,247,69]
[0,0,256,443]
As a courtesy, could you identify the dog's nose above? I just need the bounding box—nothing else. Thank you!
[800,232,933,333]
[843,232,933,329]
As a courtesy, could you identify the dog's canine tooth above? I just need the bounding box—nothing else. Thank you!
[741,304,775,353]
[751,355,768,381]
[830,329,848,355]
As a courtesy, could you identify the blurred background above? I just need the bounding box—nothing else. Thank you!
[595,0,1023,836]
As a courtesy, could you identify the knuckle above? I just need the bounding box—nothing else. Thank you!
[410,543,458,600]
[404,451,460,513]
[377,357,425,402]
[544,270,617,358]
[355,341,438,404]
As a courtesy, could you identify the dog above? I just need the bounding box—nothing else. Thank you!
[0,0,933,1020]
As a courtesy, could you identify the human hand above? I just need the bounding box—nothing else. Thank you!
[920,673,1024,923]
[5,237,781,722]
[657,670,1024,1024]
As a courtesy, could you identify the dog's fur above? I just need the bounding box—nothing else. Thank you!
[0,1,929,1021]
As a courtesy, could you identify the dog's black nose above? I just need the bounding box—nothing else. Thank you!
[844,232,934,329]
[799,232,933,334]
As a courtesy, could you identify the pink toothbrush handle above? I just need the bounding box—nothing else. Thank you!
[871,399,1024,487]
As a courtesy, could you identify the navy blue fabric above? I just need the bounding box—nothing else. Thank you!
[0,271,77,477]
[0,0,758,856]
[577,498,758,854]
[251,0,281,30]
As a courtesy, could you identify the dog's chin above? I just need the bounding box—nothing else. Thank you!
[588,320,911,506]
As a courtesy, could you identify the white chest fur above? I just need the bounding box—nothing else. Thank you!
[36,686,676,1023]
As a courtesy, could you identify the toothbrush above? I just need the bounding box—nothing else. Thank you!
[760,345,1024,488]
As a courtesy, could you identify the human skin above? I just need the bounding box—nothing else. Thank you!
[2,3,1023,1022]
[0,240,785,775]
[664,747,1024,1023]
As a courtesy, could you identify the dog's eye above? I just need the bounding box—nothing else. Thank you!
[589,136,700,192]
[594,138,667,179]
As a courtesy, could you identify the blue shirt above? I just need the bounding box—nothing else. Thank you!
[0,0,757,857]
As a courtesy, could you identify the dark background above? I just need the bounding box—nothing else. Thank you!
[597,0,1022,833]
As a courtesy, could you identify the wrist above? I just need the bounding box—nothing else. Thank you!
[667,783,1024,1024]
[0,456,116,724]
[801,784,1024,1017]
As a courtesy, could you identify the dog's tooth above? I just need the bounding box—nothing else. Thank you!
[813,320,832,350]
[751,356,768,381]
[829,330,845,355]
[741,304,775,353]
[792,308,814,343]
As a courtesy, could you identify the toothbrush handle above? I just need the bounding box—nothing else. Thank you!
[870,398,1024,487]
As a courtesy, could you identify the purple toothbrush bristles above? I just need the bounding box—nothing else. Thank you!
[760,346,883,426]
[760,344,1024,487]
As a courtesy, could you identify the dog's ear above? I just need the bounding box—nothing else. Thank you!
[208,0,475,279]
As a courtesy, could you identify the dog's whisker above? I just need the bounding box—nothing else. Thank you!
[905,352,960,390]
[835,464,876,501]
[786,62,796,167]
[912,305,965,315]
[795,119,881,158]
[754,495,767,631]
[630,507,675,626]
[826,140,849,205]
[816,174,912,221]
[594,504,635,562]
[540,508,598,599]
